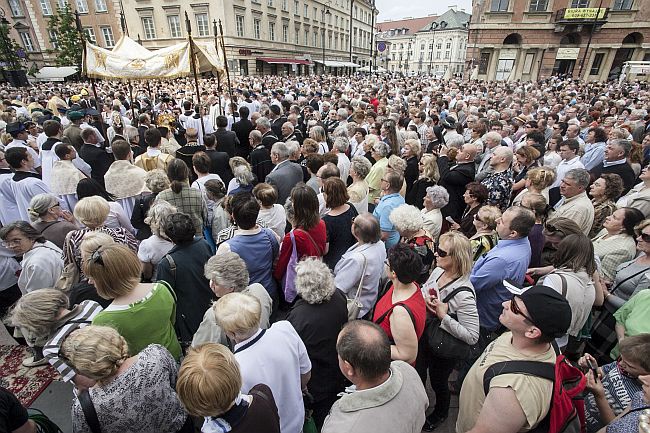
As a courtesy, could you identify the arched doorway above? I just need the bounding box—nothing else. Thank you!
[608,33,643,80]
[553,33,581,76]
[496,33,522,80]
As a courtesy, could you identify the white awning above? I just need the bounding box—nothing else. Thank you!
[33,66,78,81]
[313,60,360,67]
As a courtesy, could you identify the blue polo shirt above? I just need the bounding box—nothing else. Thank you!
[470,237,531,331]
[373,192,405,249]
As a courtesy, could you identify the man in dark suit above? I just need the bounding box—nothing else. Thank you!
[232,106,254,159]
[265,141,303,205]
[213,115,239,158]
[204,133,232,185]
[257,117,279,151]
[438,143,478,221]
[589,138,637,194]
[249,130,274,183]
[176,128,206,182]
[79,128,114,188]
[269,105,287,139]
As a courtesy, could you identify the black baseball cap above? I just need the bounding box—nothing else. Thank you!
[518,285,572,338]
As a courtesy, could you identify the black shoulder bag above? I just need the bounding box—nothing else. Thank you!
[78,390,101,433]
[423,286,475,360]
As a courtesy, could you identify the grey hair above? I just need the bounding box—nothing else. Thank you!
[282,121,294,132]
[284,197,295,223]
[233,165,254,185]
[372,141,390,157]
[445,134,465,148]
[565,168,591,189]
[7,288,69,336]
[28,193,59,222]
[337,108,348,118]
[484,131,503,145]
[426,185,450,209]
[123,125,139,143]
[285,140,300,157]
[271,141,291,160]
[256,117,271,130]
[333,125,348,138]
[389,204,423,234]
[350,156,372,179]
[249,129,262,143]
[204,251,249,292]
[610,139,632,158]
[333,137,349,153]
[144,169,170,194]
[294,257,336,304]
[145,200,177,237]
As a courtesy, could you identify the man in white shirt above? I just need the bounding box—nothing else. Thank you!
[214,292,311,433]
[5,122,41,173]
[550,138,584,189]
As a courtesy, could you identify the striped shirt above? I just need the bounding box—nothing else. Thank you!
[42,300,104,381]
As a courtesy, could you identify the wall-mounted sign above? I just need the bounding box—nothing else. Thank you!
[499,49,518,60]
[556,47,580,60]
[377,41,387,52]
[563,8,607,20]
[239,49,252,56]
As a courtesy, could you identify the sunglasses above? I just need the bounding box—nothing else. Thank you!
[435,243,448,258]
[510,296,535,324]
[474,213,484,223]
[638,232,650,243]
[544,223,566,236]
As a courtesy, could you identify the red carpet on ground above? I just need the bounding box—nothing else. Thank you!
[0,345,58,406]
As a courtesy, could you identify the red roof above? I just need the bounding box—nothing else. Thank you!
[376,16,437,35]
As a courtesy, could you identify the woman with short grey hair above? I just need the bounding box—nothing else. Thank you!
[29,193,78,249]
[287,257,347,429]
[228,165,255,195]
[389,204,436,283]
[192,251,272,348]
[137,200,176,281]
[348,156,372,214]
[422,185,449,241]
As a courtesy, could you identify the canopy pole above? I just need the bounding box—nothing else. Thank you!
[213,20,224,116]
[185,12,206,137]
[145,80,156,122]
[218,20,234,113]
[128,81,136,126]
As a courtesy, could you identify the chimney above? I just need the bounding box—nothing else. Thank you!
[448,4,457,11]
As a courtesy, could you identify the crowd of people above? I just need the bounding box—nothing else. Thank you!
[1,72,650,433]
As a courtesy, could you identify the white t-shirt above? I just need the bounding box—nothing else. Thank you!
[137,235,174,280]
[234,321,311,433]
[258,204,287,238]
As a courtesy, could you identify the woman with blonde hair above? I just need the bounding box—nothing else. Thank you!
[137,200,176,281]
[62,325,191,433]
[177,343,280,433]
[512,165,556,206]
[512,145,541,193]
[409,153,440,209]
[469,205,501,262]
[63,195,139,284]
[347,156,372,214]
[309,125,329,154]
[419,231,479,430]
[87,243,182,360]
[287,258,347,428]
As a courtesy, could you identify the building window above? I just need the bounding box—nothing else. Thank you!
[268,22,275,40]
[235,15,244,37]
[254,19,261,39]
[528,0,548,11]
[8,0,23,16]
[168,15,181,38]
[312,30,317,46]
[613,0,633,10]
[294,0,299,14]
[268,0,273,7]
[282,0,287,10]
[590,53,605,75]
[19,31,35,51]
[48,30,59,49]
[40,0,52,15]
[75,0,88,13]
[196,14,209,36]
[56,0,66,9]
[282,24,288,42]
[446,42,451,49]
[571,0,589,7]
[142,17,156,39]
[304,3,308,17]
[479,52,490,74]
[94,0,106,12]
[83,27,96,44]
[313,6,317,19]
[490,0,509,12]
[304,29,308,44]
[294,28,299,43]
[445,50,450,59]
[101,26,114,47]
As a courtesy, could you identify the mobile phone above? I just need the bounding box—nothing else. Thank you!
[587,358,599,381]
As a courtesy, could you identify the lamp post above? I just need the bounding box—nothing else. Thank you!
[369,0,376,74]
[322,7,331,75]
[405,37,413,76]
[428,20,446,76]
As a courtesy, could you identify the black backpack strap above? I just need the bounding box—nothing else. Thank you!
[164,254,177,283]
[483,360,555,395]
[556,272,568,297]
[374,302,416,329]
[442,286,474,303]
[78,390,102,433]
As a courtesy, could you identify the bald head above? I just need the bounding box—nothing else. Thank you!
[336,321,391,382]
[457,143,478,163]
[352,212,381,243]
[490,146,513,170]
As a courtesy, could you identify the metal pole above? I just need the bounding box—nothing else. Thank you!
[218,20,234,111]
[212,20,224,116]
[369,0,375,74]
[577,0,604,79]
[322,27,325,75]
[119,9,128,36]
[348,0,353,66]
[185,11,206,136]
[74,10,85,76]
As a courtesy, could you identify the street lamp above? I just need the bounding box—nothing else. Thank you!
[322,7,331,75]
[428,20,446,76]
[405,37,413,76]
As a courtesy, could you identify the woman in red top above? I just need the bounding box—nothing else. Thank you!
[273,185,328,286]
[373,243,427,365]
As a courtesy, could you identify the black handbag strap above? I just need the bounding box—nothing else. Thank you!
[610,266,649,295]
[441,286,474,304]
[482,360,555,395]
[374,302,416,329]
[78,389,101,433]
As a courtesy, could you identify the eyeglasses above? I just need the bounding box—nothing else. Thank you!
[434,243,448,258]
[474,213,484,223]
[638,232,650,243]
[1,238,27,247]
[510,296,535,324]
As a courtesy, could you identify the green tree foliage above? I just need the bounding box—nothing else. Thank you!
[0,21,26,70]
[47,4,83,67]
